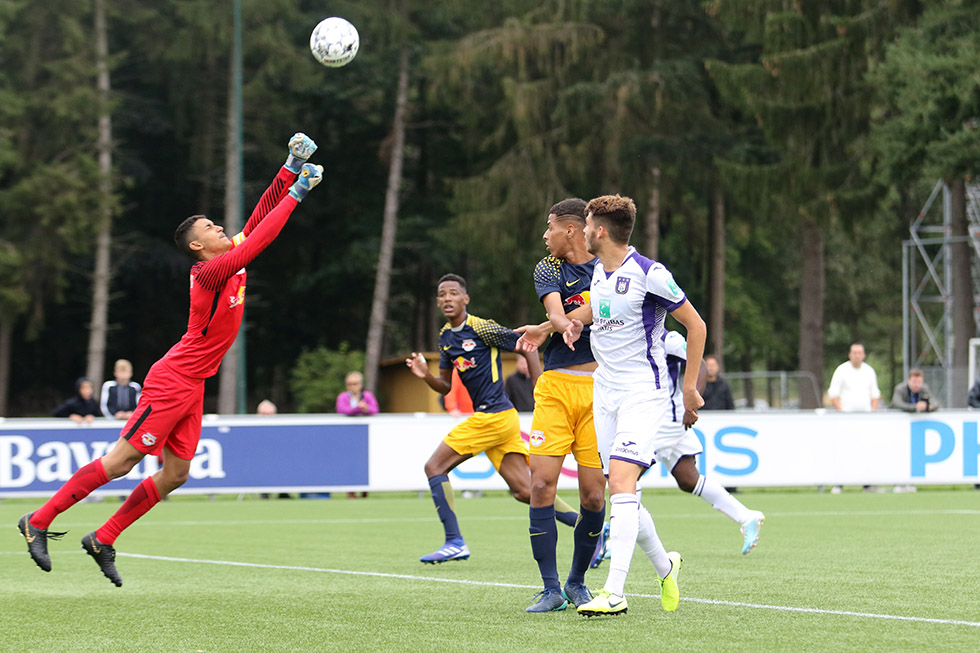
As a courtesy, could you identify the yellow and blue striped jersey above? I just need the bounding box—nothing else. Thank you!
[438,314,519,413]
[533,255,597,371]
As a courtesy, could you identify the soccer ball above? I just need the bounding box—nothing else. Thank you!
[309,17,359,68]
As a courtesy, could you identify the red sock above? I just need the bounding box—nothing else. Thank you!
[96,477,161,545]
[31,459,109,529]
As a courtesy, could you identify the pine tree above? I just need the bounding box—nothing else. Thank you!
[871,2,980,405]
[0,0,102,413]
[706,1,911,407]
[554,0,738,359]
[426,1,603,323]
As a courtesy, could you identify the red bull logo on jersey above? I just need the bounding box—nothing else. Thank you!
[461,339,476,352]
[453,356,478,372]
[615,277,630,294]
[529,429,545,447]
[228,284,246,308]
[140,432,157,447]
[565,293,587,307]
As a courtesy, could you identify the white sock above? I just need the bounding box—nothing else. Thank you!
[694,475,751,524]
[604,493,639,597]
[637,503,671,578]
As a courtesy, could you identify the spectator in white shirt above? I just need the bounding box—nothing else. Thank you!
[828,343,880,412]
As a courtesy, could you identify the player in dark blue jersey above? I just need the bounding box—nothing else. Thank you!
[406,274,578,564]
[513,199,607,612]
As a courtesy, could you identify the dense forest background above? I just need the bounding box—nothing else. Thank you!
[1,0,978,415]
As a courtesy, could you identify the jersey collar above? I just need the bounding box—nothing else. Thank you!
[450,313,469,332]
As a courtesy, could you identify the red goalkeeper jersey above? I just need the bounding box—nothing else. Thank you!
[161,166,298,379]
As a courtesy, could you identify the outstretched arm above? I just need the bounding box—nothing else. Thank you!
[241,133,317,237]
[241,167,295,237]
[195,164,323,292]
[517,303,593,352]
[195,195,297,291]
[561,304,594,350]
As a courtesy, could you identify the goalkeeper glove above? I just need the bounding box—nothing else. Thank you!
[284,132,318,173]
[288,163,323,202]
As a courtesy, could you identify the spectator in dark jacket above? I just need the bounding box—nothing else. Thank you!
[701,355,735,410]
[969,377,980,408]
[503,354,535,412]
[53,377,101,424]
[891,369,938,413]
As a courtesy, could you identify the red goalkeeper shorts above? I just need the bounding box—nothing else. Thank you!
[119,360,205,461]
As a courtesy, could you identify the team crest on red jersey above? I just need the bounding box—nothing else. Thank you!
[140,432,157,447]
[228,284,246,308]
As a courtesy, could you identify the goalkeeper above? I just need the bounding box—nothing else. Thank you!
[17,133,323,587]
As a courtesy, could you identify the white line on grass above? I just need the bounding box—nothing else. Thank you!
[38,508,980,529]
[119,552,980,629]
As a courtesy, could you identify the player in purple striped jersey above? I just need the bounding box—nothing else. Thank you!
[566,194,707,617]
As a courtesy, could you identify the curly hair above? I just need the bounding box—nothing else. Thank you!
[586,195,636,244]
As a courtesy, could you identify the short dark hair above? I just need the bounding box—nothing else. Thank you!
[549,198,587,224]
[174,215,205,260]
[586,195,636,245]
[437,273,467,291]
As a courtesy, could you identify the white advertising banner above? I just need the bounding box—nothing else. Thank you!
[369,410,980,491]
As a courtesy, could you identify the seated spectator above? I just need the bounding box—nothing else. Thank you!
[336,371,379,416]
[53,377,101,424]
[336,372,375,498]
[256,400,290,499]
[969,377,980,408]
[891,369,938,413]
[503,354,535,412]
[100,358,142,419]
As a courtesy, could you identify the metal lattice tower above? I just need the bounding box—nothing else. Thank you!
[967,181,980,333]
[903,180,980,407]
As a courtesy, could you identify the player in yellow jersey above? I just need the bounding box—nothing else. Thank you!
[406,274,578,564]
[513,199,607,612]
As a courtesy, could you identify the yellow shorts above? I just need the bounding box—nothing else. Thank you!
[528,370,601,468]
[444,408,528,470]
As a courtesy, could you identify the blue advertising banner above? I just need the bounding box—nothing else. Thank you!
[0,419,368,496]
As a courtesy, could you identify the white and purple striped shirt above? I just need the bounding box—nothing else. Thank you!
[662,330,687,423]
[589,247,687,388]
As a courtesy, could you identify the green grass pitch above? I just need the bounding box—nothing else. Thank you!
[2,488,979,652]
